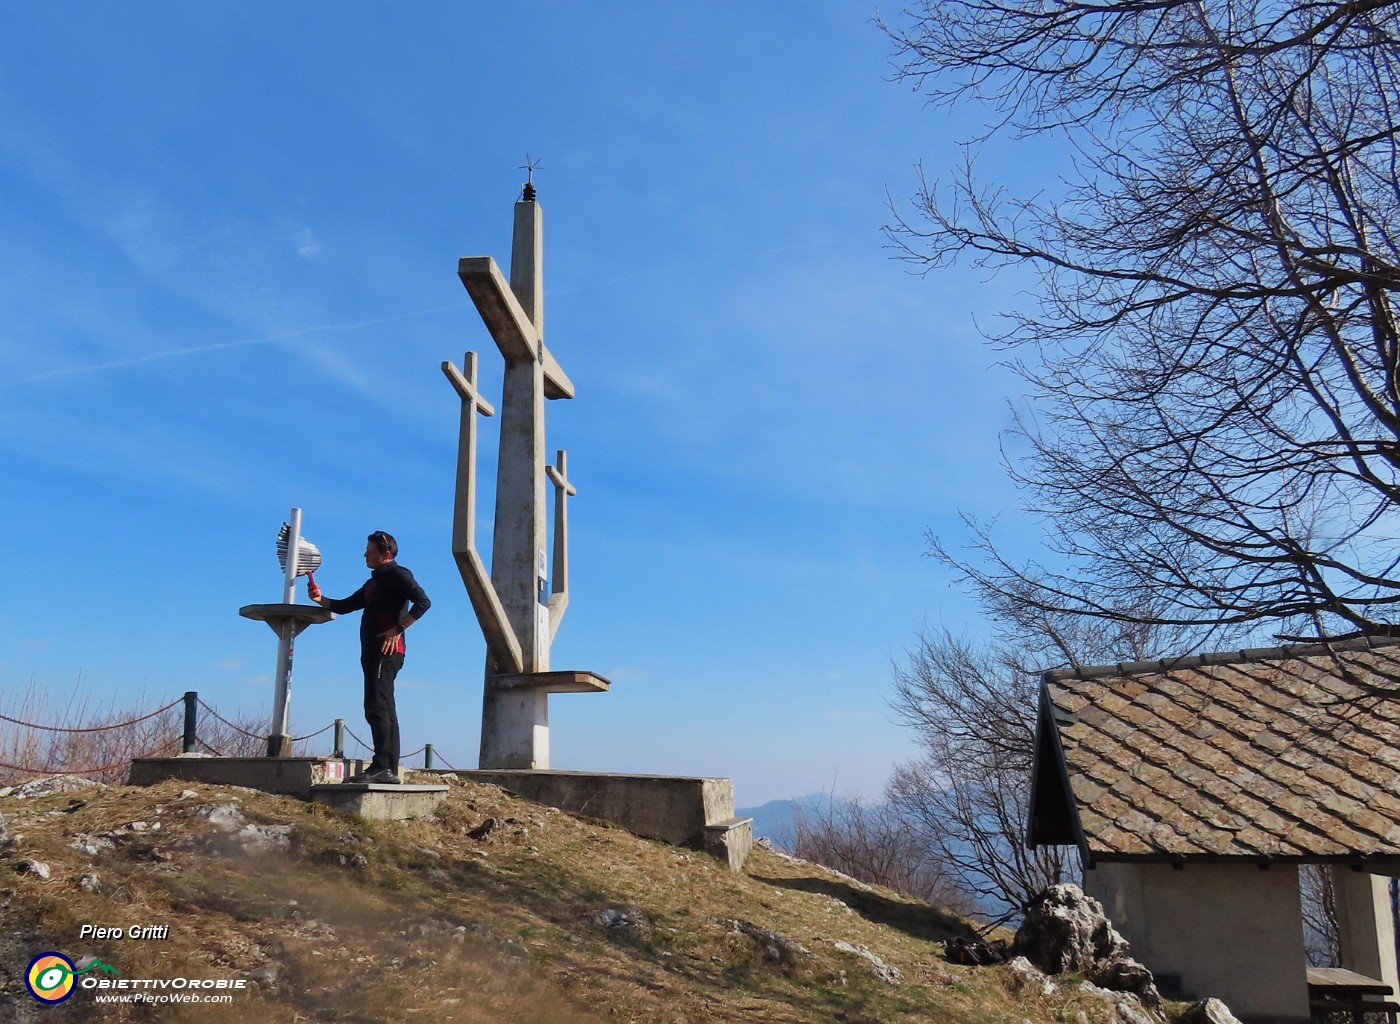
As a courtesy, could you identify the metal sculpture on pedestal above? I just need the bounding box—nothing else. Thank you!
[239,506,332,756]
[443,175,609,770]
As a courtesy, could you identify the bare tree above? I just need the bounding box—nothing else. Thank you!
[790,793,974,913]
[887,631,1062,922]
[886,603,1192,921]
[1300,864,1343,968]
[884,0,1400,640]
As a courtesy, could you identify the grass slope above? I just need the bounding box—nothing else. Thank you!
[0,774,1130,1023]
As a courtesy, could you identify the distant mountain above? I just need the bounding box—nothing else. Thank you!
[738,793,840,851]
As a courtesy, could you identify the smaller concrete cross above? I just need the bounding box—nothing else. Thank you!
[443,349,495,414]
[545,449,575,638]
[443,350,523,674]
[546,448,576,498]
[442,351,495,545]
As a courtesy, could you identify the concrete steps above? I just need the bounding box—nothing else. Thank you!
[308,782,449,821]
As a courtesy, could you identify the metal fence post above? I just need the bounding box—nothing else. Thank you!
[424,743,435,770]
[183,692,198,754]
[333,719,344,759]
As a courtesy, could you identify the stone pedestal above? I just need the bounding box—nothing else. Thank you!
[310,783,449,821]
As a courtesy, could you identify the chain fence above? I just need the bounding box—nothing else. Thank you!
[0,692,453,784]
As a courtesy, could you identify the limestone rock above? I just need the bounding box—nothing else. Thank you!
[592,908,633,929]
[15,859,50,880]
[1098,956,1162,1010]
[1006,955,1058,997]
[69,835,116,857]
[1015,884,1128,974]
[1116,1000,1158,1024]
[1180,998,1243,1024]
[1015,884,1162,1014]
[225,823,291,855]
[725,918,808,966]
[178,803,289,856]
[831,940,902,985]
[196,803,247,830]
[13,775,107,799]
[1081,979,1162,1024]
[247,963,280,989]
[409,917,458,937]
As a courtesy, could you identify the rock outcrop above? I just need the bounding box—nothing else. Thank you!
[1180,997,1244,1024]
[1015,884,1162,1009]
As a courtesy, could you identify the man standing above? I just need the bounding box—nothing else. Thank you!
[308,531,431,784]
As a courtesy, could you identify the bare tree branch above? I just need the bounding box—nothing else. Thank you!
[887,0,1400,639]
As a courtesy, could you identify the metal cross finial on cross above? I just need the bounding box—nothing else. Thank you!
[519,155,542,201]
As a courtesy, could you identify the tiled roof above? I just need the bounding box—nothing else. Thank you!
[1035,636,1400,861]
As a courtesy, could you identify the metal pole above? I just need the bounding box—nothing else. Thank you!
[183,691,198,754]
[424,743,435,770]
[267,622,294,756]
[281,506,303,604]
[334,719,345,758]
[269,506,302,756]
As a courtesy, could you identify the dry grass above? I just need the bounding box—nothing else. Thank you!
[0,772,1177,1024]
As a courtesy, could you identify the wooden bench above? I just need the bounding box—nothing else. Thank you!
[1310,999,1400,1024]
[1309,967,1398,1024]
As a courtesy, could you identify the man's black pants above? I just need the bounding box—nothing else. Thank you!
[361,652,402,773]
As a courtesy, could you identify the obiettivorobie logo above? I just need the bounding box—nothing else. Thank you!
[26,949,250,1005]
[25,952,120,1004]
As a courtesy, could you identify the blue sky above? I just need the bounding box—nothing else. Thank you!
[1,3,1032,806]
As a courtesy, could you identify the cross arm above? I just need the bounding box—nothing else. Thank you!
[545,449,575,640]
[542,349,574,400]
[545,461,577,497]
[459,256,575,400]
[441,359,496,416]
[453,548,524,675]
[458,256,539,364]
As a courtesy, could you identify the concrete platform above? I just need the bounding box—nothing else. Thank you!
[455,769,753,870]
[491,670,610,693]
[129,755,355,798]
[238,603,334,631]
[309,783,449,821]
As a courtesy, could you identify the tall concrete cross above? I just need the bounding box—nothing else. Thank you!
[443,180,608,770]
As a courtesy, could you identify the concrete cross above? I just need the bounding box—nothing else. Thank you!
[442,350,495,545]
[545,448,575,640]
[442,351,521,673]
[450,181,608,770]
